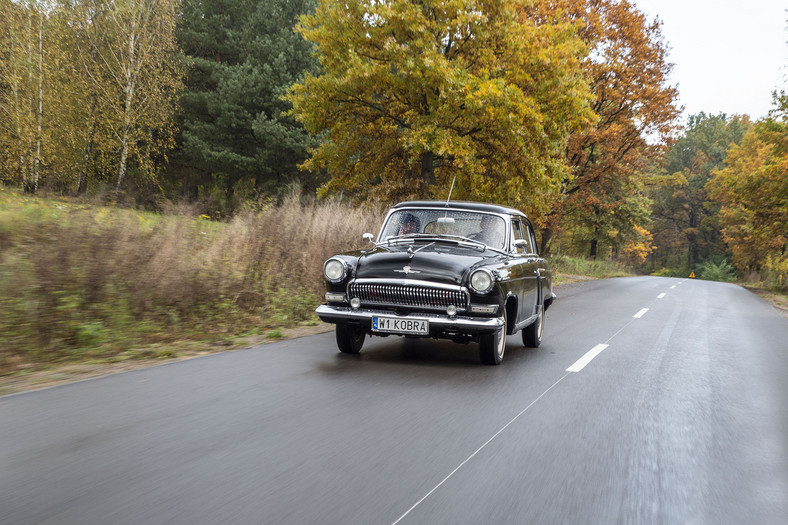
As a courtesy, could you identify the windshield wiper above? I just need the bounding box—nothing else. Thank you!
[425,234,487,250]
[410,242,436,257]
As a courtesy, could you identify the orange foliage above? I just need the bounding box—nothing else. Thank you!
[523,0,681,255]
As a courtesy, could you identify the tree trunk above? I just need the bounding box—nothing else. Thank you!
[116,130,130,192]
[77,130,92,194]
[419,151,435,194]
[33,9,43,193]
[116,25,137,193]
[540,227,554,256]
[26,8,36,193]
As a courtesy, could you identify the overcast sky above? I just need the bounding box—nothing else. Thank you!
[633,0,787,122]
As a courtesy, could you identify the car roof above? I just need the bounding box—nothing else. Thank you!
[393,200,526,217]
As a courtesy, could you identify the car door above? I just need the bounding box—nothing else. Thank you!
[523,219,550,311]
[509,217,539,323]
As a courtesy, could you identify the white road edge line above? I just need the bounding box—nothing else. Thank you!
[566,344,609,373]
[633,308,649,318]
[390,373,571,525]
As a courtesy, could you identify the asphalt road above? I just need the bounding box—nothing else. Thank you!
[2,276,787,524]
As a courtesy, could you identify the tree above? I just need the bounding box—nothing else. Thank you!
[73,0,184,193]
[708,93,788,287]
[648,112,749,272]
[55,0,109,194]
[175,0,319,201]
[288,0,595,214]
[0,0,48,193]
[525,0,681,257]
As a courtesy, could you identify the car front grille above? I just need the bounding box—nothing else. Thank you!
[348,280,469,312]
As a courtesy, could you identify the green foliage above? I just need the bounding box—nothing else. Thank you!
[288,0,594,215]
[648,112,750,272]
[696,258,737,283]
[266,328,285,340]
[175,0,320,203]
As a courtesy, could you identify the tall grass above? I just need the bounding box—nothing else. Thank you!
[549,254,632,282]
[0,188,383,373]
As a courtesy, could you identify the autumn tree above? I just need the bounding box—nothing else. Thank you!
[288,0,595,214]
[71,0,184,193]
[1,0,98,193]
[0,0,49,193]
[525,0,681,258]
[708,93,788,288]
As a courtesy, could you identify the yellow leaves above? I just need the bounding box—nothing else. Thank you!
[619,225,655,265]
[288,0,594,209]
[708,112,788,277]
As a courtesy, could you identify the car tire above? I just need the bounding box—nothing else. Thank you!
[336,322,365,354]
[522,306,544,348]
[479,312,506,365]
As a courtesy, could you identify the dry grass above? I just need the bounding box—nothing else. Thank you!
[0,188,384,374]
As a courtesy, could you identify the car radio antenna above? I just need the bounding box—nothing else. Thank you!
[445,176,456,207]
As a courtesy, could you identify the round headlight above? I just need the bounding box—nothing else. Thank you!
[323,258,346,282]
[469,269,494,294]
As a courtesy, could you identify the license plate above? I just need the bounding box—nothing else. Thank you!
[372,316,429,335]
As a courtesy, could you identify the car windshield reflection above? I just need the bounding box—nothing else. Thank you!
[380,210,506,250]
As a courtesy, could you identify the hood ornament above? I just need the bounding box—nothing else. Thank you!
[394,265,421,275]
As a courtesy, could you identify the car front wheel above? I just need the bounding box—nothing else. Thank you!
[336,322,365,354]
[479,312,506,365]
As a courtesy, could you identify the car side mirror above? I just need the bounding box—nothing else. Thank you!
[513,239,528,250]
[363,233,374,244]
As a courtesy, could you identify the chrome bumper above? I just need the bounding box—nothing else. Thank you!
[315,304,503,333]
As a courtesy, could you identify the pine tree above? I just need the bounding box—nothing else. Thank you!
[175,0,319,201]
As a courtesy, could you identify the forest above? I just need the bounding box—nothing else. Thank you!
[0,0,786,370]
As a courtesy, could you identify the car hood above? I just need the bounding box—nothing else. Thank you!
[354,246,499,286]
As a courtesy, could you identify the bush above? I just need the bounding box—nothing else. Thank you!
[696,258,737,283]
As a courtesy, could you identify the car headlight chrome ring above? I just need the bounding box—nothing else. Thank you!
[323,258,347,283]
[469,268,495,294]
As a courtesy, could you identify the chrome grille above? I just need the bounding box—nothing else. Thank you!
[349,281,468,312]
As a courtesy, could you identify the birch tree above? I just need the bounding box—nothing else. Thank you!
[0,0,49,192]
[73,0,183,192]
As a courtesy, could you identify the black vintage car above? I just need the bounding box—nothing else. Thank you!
[316,201,555,365]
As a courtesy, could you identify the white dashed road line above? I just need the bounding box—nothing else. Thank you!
[566,344,610,373]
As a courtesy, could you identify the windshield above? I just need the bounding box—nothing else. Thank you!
[379,209,507,250]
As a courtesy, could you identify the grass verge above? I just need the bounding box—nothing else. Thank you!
[550,254,633,285]
[0,187,383,381]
